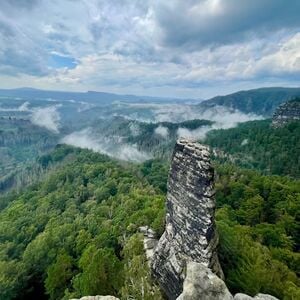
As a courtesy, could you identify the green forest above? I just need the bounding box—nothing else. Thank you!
[0,144,299,299]
[205,120,300,178]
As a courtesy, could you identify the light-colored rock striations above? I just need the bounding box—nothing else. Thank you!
[272,98,300,127]
[151,139,223,299]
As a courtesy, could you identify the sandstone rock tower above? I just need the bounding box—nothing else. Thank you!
[151,139,223,299]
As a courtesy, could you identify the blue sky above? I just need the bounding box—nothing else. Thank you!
[0,0,299,98]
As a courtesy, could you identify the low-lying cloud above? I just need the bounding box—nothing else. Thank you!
[177,126,212,141]
[154,125,169,138]
[31,105,61,133]
[61,128,151,162]
[177,106,263,140]
[0,101,30,112]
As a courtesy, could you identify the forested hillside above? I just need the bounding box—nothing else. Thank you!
[143,160,300,299]
[200,87,300,116]
[0,145,299,299]
[205,119,300,178]
[0,145,165,300]
[0,118,59,193]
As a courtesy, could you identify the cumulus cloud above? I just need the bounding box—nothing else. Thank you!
[61,128,151,162]
[153,0,300,49]
[154,125,169,138]
[31,105,61,133]
[0,0,299,97]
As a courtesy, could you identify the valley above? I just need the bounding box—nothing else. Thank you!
[0,87,299,300]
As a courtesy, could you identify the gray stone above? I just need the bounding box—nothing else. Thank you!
[254,294,279,300]
[151,139,223,299]
[176,262,233,300]
[70,296,119,300]
[144,237,158,249]
[234,293,254,300]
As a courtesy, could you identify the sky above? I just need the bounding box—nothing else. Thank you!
[0,0,299,98]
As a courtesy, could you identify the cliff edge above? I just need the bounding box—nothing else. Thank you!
[151,139,223,299]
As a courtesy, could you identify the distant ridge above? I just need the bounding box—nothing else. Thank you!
[200,87,300,116]
[0,87,198,104]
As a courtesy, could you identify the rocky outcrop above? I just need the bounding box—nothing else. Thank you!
[234,294,279,300]
[272,98,300,127]
[177,262,232,300]
[176,263,279,300]
[151,139,223,299]
[139,225,158,262]
[70,296,119,300]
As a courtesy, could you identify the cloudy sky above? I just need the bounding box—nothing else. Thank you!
[0,0,299,98]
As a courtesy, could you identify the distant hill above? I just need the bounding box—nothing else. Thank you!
[200,87,300,116]
[0,87,198,104]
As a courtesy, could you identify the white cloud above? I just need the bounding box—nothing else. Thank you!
[129,122,140,136]
[0,1,299,98]
[154,125,169,138]
[61,127,151,162]
[177,106,263,140]
[241,139,249,146]
[31,105,61,133]
[177,126,211,141]
[0,101,30,111]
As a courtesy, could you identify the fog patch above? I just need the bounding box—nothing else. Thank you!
[0,101,30,112]
[119,103,263,127]
[154,104,201,122]
[199,106,263,128]
[241,139,249,146]
[31,105,61,133]
[61,128,151,162]
[177,107,263,140]
[129,122,140,136]
[154,125,169,138]
[177,126,212,140]
[77,101,95,112]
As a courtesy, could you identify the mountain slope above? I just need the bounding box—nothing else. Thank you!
[200,87,300,116]
[205,119,300,178]
[1,145,299,299]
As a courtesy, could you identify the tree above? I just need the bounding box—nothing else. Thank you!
[45,252,74,300]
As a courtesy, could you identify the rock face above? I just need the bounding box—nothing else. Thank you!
[139,225,158,262]
[176,263,279,300]
[177,262,233,300]
[272,98,300,127]
[151,139,223,299]
[70,296,119,300]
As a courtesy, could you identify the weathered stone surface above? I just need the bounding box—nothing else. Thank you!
[139,226,158,261]
[151,139,223,299]
[176,262,233,300]
[272,98,300,127]
[70,296,119,300]
[233,293,279,300]
[234,293,254,300]
[254,294,279,300]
